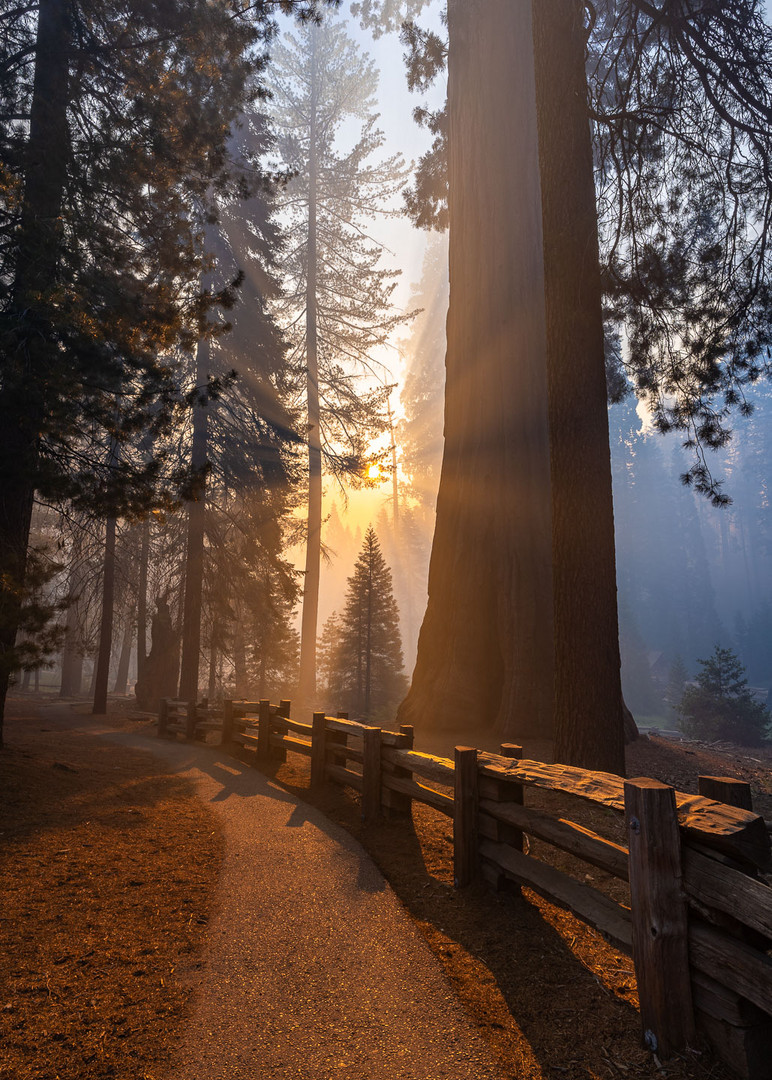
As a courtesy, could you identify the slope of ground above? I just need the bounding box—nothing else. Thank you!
[2,694,770,1080]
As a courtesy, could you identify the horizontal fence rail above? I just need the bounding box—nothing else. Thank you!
[157,697,772,1079]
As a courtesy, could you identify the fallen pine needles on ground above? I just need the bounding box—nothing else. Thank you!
[0,703,222,1080]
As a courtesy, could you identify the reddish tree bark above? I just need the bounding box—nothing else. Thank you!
[398,0,554,741]
[534,0,625,773]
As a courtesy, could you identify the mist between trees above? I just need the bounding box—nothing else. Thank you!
[3,0,772,762]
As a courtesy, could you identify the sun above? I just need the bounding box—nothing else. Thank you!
[366,462,382,480]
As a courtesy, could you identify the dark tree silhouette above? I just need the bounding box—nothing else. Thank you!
[0,0,332,743]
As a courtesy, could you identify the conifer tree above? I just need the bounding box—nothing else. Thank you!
[267,14,410,704]
[329,527,405,723]
[680,646,770,745]
[0,0,331,740]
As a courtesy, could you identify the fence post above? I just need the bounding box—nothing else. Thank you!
[221,699,234,751]
[272,699,290,764]
[698,776,753,812]
[311,712,327,788]
[328,711,348,768]
[388,723,415,819]
[625,777,696,1057]
[185,700,197,741]
[479,743,523,892]
[454,746,479,888]
[158,698,169,738]
[257,699,271,761]
[361,726,381,822]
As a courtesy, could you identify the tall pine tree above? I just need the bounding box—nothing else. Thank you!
[267,14,410,704]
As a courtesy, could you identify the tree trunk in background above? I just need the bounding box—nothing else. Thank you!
[112,605,134,695]
[232,605,248,698]
[297,26,322,707]
[60,534,85,697]
[178,338,210,703]
[398,0,554,741]
[135,519,150,690]
[92,515,117,714]
[533,0,625,773]
[0,0,71,744]
[207,624,218,701]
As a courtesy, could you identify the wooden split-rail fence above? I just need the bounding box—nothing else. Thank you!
[158,697,772,1079]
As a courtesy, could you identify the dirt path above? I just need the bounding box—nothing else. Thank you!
[42,704,505,1080]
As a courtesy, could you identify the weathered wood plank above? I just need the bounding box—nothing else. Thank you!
[478,798,629,881]
[381,747,455,786]
[324,743,364,765]
[326,762,364,793]
[683,846,772,940]
[689,921,772,1017]
[230,700,263,715]
[270,715,313,737]
[625,778,695,1056]
[232,731,258,748]
[325,716,369,736]
[268,732,311,756]
[478,839,632,953]
[477,753,770,869]
[454,747,479,888]
[380,731,412,748]
[381,773,454,817]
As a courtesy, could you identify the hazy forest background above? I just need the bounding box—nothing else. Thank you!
[3,0,772,749]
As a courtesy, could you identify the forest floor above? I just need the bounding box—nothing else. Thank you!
[1,694,771,1080]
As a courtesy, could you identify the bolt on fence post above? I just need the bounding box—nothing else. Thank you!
[454,746,479,888]
[625,777,696,1057]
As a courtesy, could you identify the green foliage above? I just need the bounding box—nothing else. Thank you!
[679,645,770,745]
[320,527,406,722]
[383,0,772,503]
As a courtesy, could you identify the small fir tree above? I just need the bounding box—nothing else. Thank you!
[680,646,770,746]
[331,527,406,723]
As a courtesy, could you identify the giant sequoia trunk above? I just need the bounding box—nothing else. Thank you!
[399,0,625,770]
[398,0,554,740]
[0,0,71,743]
[534,0,625,773]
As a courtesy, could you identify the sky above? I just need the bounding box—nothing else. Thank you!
[275,1,447,617]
